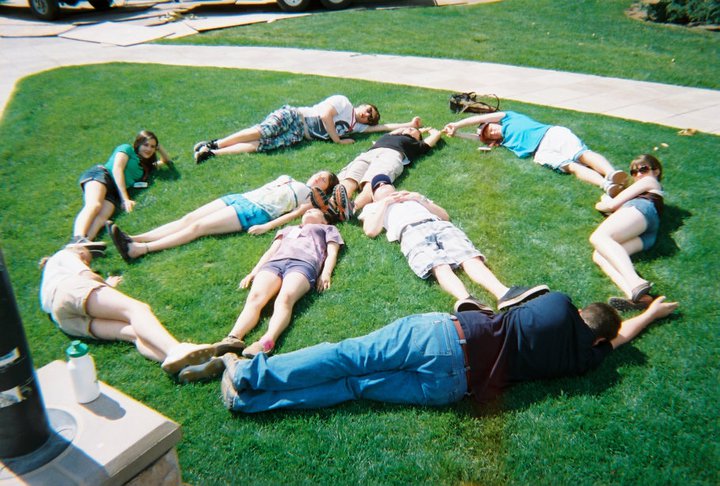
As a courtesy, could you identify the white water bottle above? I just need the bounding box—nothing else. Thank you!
[66,340,100,404]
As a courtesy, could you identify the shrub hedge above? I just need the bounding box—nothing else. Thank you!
[643,0,720,25]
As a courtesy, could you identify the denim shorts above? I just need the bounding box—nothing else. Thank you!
[78,165,121,207]
[220,194,272,230]
[623,198,660,250]
[260,258,317,288]
[254,105,306,152]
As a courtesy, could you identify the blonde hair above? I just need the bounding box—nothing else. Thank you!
[39,246,91,270]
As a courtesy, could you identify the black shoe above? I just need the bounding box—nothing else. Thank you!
[453,296,494,316]
[310,186,330,213]
[497,285,549,311]
[178,356,225,383]
[194,146,215,164]
[608,294,653,312]
[109,224,134,263]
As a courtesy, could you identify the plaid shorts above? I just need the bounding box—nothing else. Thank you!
[399,220,484,279]
[254,105,306,152]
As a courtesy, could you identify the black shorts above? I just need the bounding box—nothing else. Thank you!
[78,165,121,208]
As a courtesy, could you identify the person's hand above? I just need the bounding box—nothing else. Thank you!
[317,273,331,292]
[338,138,355,145]
[646,296,678,320]
[595,200,612,213]
[123,199,136,213]
[444,123,458,136]
[239,273,255,289]
[411,116,422,128]
[248,223,270,235]
[105,275,123,287]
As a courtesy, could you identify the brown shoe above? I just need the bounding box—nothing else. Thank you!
[161,343,215,375]
[213,335,246,356]
[178,356,225,383]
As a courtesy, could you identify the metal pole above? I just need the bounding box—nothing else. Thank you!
[0,249,51,458]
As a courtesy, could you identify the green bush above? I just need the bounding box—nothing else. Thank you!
[644,0,720,25]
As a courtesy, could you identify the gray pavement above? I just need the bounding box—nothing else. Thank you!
[1,35,719,134]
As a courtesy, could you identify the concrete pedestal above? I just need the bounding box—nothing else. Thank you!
[0,361,182,485]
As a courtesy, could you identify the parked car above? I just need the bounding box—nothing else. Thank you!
[29,0,110,20]
[28,0,353,20]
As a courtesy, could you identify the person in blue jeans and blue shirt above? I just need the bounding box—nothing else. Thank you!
[219,291,677,413]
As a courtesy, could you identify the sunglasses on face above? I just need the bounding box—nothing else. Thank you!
[630,165,652,176]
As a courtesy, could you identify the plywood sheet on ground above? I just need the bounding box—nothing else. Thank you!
[59,20,174,45]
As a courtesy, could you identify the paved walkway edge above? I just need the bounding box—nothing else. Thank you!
[1,38,719,134]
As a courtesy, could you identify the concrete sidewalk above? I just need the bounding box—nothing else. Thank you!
[1,36,719,134]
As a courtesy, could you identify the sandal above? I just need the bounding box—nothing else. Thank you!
[241,338,274,359]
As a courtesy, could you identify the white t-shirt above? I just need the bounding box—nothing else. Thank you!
[359,199,438,242]
[298,95,368,140]
[39,249,92,313]
[243,175,311,219]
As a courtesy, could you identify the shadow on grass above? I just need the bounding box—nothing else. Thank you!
[152,161,182,182]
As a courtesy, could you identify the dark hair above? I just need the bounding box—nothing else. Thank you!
[581,302,621,341]
[327,172,340,192]
[133,130,160,180]
[630,154,663,182]
[365,104,380,125]
[321,211,337,225]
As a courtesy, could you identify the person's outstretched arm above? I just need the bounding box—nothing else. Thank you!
[248,203,312,236]
[365,116,422,134]
[611,296,678,349]
[444,112,505,136]
[422,128,444,148]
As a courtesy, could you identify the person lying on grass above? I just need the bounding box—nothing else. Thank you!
[108,171,338,262]
[193,94,422,164]
[590,154,665,311]
[444,111,627,197]
[326,126,444,222]
[39,246,215,380]
[70,130,172,254]
[217,291,677,412]
[177,208,343,383]
[360,174,548,312]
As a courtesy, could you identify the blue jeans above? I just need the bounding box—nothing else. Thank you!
[226,313,468,412]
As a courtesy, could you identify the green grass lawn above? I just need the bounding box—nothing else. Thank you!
[1,63,718,484]
[165,0,720,90]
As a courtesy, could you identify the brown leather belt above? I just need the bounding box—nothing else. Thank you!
[451,316,472,393]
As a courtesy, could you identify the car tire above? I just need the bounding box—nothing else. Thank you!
[28,0,60,20]
[276,0,313,12]
[88,0,113,10]
[319,0,352,9]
